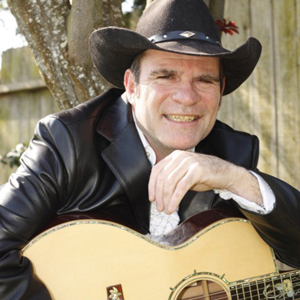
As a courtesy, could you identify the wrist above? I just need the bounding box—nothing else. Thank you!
[226,166,263,206]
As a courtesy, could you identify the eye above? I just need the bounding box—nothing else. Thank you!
[149,69,177,82]
[157,74,173,80]
[194,76,220,92]
[194,79,211,89]
[198,78,213,84]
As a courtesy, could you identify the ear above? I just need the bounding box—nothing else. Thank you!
[124,69,136,104]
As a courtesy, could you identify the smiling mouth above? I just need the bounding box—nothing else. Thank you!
[165,114,198,122]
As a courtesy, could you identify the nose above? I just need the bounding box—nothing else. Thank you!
[171,80,199,106]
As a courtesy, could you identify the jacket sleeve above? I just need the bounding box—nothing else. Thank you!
[226,131,300,268]
[219,130,300,268]
[196,122,300,269]
[0,116,77,299]
[239,171,300,268]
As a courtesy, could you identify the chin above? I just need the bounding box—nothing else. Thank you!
[175,137,200,148]
[159,134,202,152]
[168,142,198,151]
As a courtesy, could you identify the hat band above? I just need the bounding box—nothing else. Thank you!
[149,31,221,46]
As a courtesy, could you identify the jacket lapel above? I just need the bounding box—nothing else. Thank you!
[97,95,151,233]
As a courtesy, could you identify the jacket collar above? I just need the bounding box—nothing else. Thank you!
[96,90,130,141]
[196,120,258,169]
[96,92,151,233]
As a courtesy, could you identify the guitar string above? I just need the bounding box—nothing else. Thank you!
[232,277,300,300]
[177,289,228,300]
[180,289,300,300]
[231,292,300,300]
[232,285,300,300]
[177,294,228,300]
[177,276,300,300]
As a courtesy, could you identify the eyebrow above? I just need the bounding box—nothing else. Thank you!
[149,69,220,80]
[198,74,220,82]
[147,68,221,85]
[148,68,178,78]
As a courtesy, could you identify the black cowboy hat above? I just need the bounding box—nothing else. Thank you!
[89,0,262,95]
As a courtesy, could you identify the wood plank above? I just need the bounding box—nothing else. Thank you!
[220,0,300,189]
[0,47,59,185]
[248,0,277,176]
[0,91,59,185]
[0,79,47,94]
[272,0,300,188]
[219,0,251,133]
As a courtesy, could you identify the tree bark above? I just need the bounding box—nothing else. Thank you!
[7,0,124,110]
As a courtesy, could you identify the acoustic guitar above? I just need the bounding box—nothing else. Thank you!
[22,210,300,300]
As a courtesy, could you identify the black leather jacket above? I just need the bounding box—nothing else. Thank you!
[0,88,299,299]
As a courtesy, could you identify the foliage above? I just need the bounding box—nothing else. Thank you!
[0,0,9,28]
[0,0,8,10]
[0,143,28,168]
[123,0,146,29]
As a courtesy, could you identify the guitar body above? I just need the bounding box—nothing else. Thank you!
[22,211,297,300]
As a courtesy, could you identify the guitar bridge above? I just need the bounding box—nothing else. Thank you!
[107,284,124,300]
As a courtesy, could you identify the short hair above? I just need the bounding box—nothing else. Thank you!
[130,51,145,83]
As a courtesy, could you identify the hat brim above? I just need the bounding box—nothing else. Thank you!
[89,27,262,95]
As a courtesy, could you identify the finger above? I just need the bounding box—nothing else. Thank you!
[148,157,170,202]
[150,160,179,211]
[155,152,194,213]
[165,165,198,214]
[164,159,214,214]
[148,151,183,209]
[158,162,188,213]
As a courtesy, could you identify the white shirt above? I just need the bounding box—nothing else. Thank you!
[132,112,275,242]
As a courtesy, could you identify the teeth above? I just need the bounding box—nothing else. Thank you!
[166,115,197,122]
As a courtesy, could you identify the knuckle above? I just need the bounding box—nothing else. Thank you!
[156,173,165,185]
[165,174,174,185]
[177,180,188,192]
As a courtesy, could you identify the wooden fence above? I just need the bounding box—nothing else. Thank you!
[219,0,300,190]
[0,47,58,185]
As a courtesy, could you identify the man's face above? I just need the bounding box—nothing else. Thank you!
[125,50,224,161]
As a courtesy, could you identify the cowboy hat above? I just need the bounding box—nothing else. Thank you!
[89,0,262,95]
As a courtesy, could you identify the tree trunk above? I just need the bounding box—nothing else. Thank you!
[7,0,125,110]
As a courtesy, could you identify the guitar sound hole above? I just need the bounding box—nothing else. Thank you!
[176,279,228,300]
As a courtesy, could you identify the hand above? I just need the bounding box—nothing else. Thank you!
[148,150,262,214]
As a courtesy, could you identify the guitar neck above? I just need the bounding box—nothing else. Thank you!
[230,270,300,300]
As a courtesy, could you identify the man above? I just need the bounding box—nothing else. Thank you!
[0,0,299,298]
